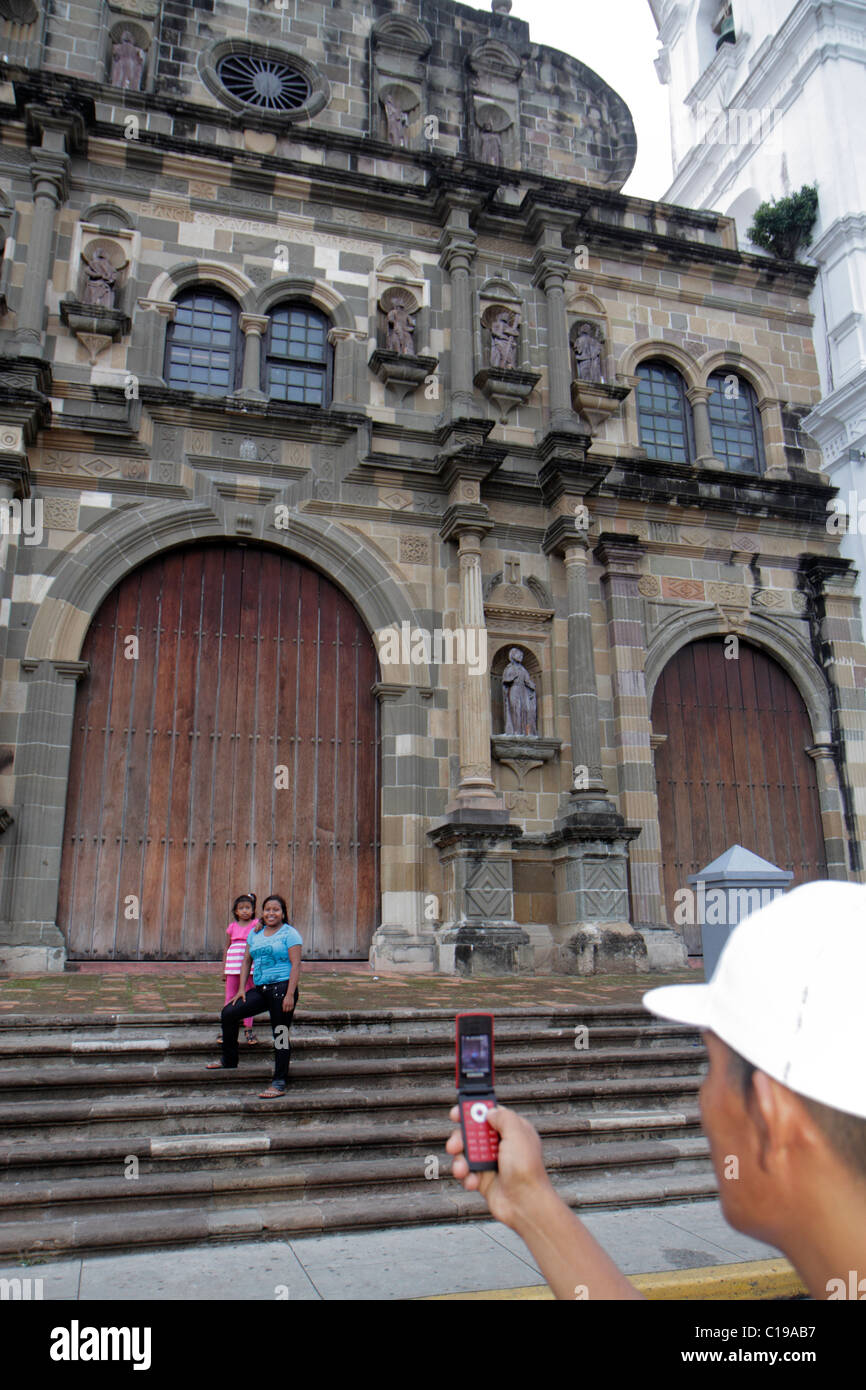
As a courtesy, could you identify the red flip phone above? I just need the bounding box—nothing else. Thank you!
[456,1012,498,1172]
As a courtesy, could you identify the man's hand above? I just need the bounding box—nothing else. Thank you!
[446,1103,555,1230]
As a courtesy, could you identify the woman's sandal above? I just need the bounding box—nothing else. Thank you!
[258,1085,286,1099]
[245,1028,257,1044]
[206,1061,231,1070]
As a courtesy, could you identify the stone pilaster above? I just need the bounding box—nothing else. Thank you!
[0,658,89,973]
[530,217,577,432]
[595,535,667,930]
[437,193,481,421]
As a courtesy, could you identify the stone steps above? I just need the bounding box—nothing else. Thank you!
[0,1006,715,1256]
[0,1167,719,1258]
[0,1047,704,1100]
[0,1137,713,1226]
[0,1106,704,1179]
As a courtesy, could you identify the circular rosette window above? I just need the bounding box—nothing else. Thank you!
[217,53,310,112]
[202,42,329,122]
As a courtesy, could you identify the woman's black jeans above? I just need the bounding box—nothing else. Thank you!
[220,981,299,1083]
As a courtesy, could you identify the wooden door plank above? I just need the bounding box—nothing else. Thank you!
[209,548,243,943]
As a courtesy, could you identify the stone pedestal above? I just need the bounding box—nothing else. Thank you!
[428,815,531,976]
[549,809,646,974]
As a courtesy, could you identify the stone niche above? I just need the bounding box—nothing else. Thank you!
[370,14,431,151]
[466,39,523,167]
[473,278,540,421]
[368,254,438,402]
[567,300,630,434]
[106,2,158,93]
[60,215,140,367]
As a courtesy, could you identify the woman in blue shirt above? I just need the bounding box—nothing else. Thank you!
[208,894,302,1098]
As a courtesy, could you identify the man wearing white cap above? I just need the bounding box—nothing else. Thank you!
[447,880,866,1299]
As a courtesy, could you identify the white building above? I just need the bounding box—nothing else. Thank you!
[648,0,866,598]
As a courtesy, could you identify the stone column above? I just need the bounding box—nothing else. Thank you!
[453,526,499,805]
[758,397,790,478]
[236,313,269,401]
[531,225,576,432]
[0,658,89,973]
[438,196,480,420]
[328,326,368,406]
[15,146,70,353]
[595,536,667,929]
[562,537,608,796]
[686,386,721,468]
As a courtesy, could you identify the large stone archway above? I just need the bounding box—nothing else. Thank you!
[1,503,433,970]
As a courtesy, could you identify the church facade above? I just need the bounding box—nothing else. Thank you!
[0,0,864,976]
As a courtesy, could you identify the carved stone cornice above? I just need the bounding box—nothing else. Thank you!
[594,534,646,576]
[439,502,494,545]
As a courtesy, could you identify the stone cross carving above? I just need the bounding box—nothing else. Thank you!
[502,648,537,737]
[382,94,409,147]
[385,296,416,355]
[80,247,128,309]
[477,116,503,166]
[110,31,146,91]
[573,322,604,383]
[489,307,520,369]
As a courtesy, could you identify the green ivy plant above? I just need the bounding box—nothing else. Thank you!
[747,185,819,261]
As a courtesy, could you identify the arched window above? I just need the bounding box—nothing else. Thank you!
[264,304,331,405]
[707,371,766,473]
[636,361,694,464]
[165,289,240,395]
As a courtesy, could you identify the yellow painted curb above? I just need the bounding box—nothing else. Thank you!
[421,1258,806,1301]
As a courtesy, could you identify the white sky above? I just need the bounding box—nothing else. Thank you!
[503,0,674,200]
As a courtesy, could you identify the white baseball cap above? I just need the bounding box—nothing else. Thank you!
[643,880,866,1120]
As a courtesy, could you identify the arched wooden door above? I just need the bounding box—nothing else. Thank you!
[59,543,380,960]
[651,639,826,939]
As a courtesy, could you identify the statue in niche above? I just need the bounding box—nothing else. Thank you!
[477,115,503,166]
[80,246,128,309]
[502,648,537,737]
[573,322,604,383]
[382,93,409,148]
[488,307,520,370]
[110,31,146,91]
[385,296,416,355]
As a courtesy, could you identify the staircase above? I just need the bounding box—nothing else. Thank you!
[0,1007,716,1257]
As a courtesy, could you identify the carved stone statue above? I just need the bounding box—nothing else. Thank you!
[573,322,604,383]
[110,31,146,91]
[382,94,409,148]
[80,247,127,309]
[502,648,537,737]
[477,116,503,166]
[489,307,520,370]
[385,297,415,355]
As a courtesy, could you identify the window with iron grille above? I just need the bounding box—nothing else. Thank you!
[707,371,766,473]
[165,290,240,395]
[636,361,694,464]
[265,304,331,405]
[217,53,311,112]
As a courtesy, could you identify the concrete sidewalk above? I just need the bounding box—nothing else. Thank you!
[1,1199,799,1301]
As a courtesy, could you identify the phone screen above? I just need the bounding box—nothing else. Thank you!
[460,1032,490,1078]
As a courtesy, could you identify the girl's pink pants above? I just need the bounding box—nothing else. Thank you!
[225,974,253,1029]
